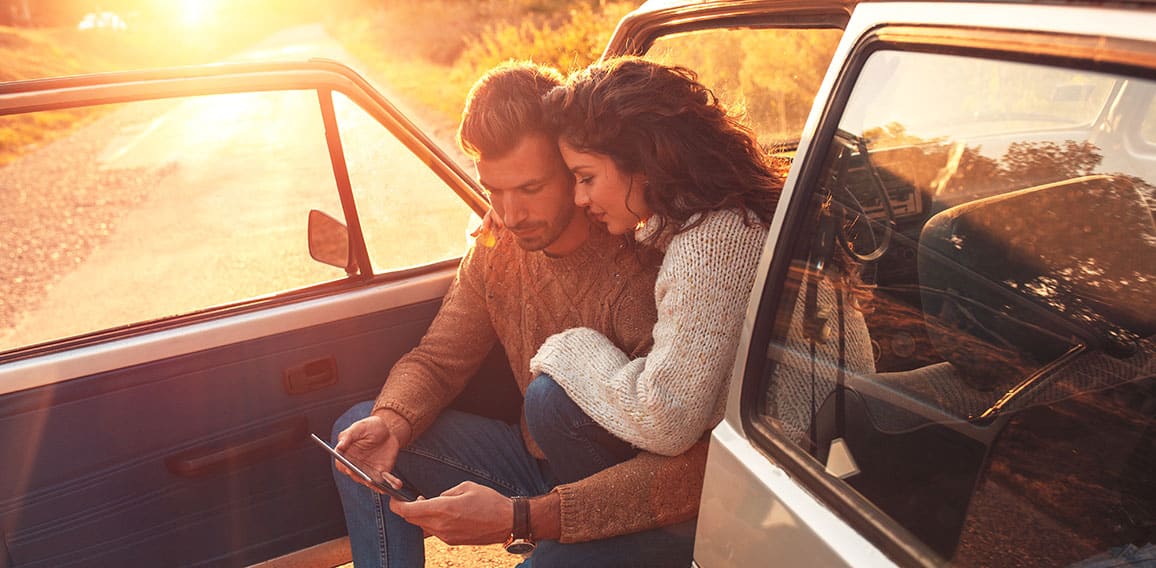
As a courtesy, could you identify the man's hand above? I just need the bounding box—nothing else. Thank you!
[389,482,513,545]
[334,409,413,493]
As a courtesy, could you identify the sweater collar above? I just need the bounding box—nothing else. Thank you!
[541,221,624,270]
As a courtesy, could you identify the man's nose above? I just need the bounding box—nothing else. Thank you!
[500,195,528,226]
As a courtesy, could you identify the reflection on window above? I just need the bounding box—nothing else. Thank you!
[334,93,473,274]
[1142,92,1156,146]
[645,27,842,145]
[757,49,1156,565]
[0,92,345,352]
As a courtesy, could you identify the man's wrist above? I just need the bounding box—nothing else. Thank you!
[370,407,413,447]
[504,496,536,554]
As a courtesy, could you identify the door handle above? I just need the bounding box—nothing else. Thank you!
[165,416,308,477]
[284,356,338,395]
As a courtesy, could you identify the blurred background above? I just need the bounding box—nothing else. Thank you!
[1,0,635,150]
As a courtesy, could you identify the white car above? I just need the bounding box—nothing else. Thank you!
[1,1,1153,566]
[602,1,1156,566]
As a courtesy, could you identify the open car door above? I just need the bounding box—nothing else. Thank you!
[0,59,505,567]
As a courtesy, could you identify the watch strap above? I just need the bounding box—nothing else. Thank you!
[505,496,536,554]
[512,496,531,540]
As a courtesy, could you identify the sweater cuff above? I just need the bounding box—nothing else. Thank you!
[371,399,426,439]
[530,327,624,380]
[553,485,583,544]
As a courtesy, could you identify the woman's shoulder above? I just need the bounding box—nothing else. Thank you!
[675,208,768,243]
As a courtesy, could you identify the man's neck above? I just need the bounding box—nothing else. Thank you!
[542,215,591,258]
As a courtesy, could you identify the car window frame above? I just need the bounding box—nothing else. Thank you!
[737,23,1156,567]
[602,0,854,59]
[0,60,487,363]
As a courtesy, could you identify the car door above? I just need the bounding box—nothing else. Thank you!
[0,60,496,567]
[693,2,1156,567]
[602,2,888,565]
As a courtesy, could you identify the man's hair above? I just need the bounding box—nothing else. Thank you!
[457,61,564,160]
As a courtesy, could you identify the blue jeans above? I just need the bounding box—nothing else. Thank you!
[332,375,695,567]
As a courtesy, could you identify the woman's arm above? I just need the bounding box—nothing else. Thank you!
[530,211,767,456]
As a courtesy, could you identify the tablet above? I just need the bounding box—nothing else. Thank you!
[310,433,419,502]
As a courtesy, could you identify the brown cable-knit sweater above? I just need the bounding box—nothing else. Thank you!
[372,221,707,543]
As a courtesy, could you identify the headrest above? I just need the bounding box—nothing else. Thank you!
[917,175,1156,389]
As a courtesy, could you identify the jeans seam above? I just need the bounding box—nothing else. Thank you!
[372,489,388,566]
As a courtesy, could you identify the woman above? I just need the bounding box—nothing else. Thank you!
[527,57,789,457]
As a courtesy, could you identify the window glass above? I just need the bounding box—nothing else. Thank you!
[0,89,467,353]
[645,27,843,146]
[757,49,1156,565]
[1142,92,1156,146]
[335,93,473,273]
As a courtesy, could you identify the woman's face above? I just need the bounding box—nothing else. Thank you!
[559,140,652,235]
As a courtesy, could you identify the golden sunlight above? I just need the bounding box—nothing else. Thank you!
[179,0,215,28]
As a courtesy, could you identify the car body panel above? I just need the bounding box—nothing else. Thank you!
[695,419,893,567]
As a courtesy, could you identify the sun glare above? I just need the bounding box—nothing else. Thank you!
[179,0,214,27]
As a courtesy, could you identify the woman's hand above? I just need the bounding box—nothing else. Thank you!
[389,481,513,545]
[470,209,503,247]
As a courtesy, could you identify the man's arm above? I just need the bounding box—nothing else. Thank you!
[542,438,708,543]
[371,243,500,439]
[387,441,706,546]
[336,243,499,485]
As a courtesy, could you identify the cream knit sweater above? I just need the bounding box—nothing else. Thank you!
[530,209,767,456]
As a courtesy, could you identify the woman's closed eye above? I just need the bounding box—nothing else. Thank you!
[575,175,593,185]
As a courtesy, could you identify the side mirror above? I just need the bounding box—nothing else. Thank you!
[308,209,355,274]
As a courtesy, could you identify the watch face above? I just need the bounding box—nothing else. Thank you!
[505,540,536,555]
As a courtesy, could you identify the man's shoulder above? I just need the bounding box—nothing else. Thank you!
[457,226,535,299]
[463,226,527,269]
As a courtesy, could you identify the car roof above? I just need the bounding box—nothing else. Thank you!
[632,0,1156,11]
[608,0,1156,57]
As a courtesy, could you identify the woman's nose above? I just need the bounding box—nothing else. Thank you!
[574,185,591,207]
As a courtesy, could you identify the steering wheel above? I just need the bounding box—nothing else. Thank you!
[828,131,896,263]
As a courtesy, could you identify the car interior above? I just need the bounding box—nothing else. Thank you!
[763,58,1156,564]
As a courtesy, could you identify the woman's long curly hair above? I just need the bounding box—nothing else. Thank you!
[544,57,784,241]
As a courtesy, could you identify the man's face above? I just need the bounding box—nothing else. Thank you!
[476,133,582,254]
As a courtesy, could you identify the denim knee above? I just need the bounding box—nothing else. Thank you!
[331,400,375,444]
[524,374,575,439]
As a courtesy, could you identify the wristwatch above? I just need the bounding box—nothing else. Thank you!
[504,496,536,554]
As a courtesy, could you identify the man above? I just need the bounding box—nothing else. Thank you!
[331,61,707,567]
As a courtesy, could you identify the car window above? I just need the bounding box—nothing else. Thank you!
[643,27,843,147]
[334,92,474,273]
[1142,92,1156,146]
[755,48,1156,565]
[0,89,472,353]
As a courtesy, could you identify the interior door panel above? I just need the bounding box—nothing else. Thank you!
[0,293,445,567]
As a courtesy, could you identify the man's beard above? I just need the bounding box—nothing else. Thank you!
[509,208,575,252]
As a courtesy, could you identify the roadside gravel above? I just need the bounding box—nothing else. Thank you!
[0,100,179,338]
